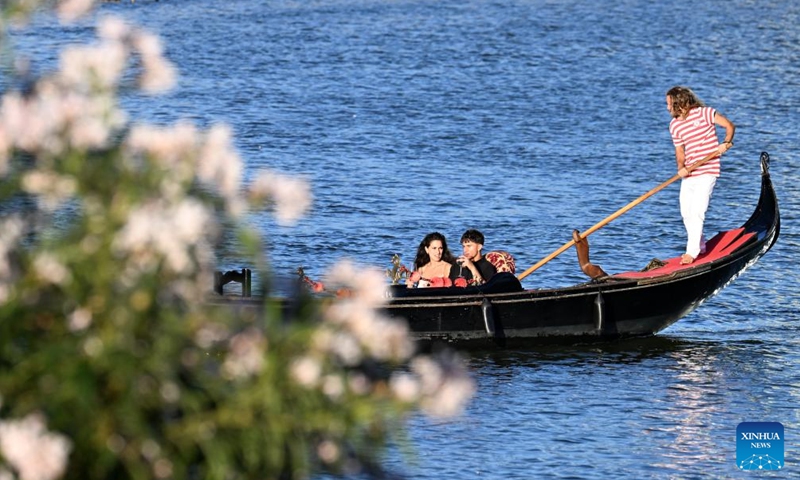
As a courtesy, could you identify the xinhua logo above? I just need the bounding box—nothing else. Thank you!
[737,422,784,471]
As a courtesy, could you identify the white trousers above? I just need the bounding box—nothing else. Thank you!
[680,175,717,258]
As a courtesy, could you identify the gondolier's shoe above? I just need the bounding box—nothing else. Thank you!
[680,253,695,265]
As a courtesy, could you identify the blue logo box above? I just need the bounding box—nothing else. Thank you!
[737,422,784,471]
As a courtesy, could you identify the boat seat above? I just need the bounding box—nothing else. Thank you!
[613,228,756,279]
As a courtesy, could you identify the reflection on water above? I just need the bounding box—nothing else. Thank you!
[650,347,728,471]
[390,336,798,477]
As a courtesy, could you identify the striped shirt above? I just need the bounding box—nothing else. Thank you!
[669,106,721,177]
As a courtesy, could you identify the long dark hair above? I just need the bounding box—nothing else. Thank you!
[413,232,456,270]
[666,86,705,119]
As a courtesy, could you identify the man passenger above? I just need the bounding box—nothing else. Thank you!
[449,229,497,285]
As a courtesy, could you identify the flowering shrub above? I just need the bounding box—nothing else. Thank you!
[0,3,473,480]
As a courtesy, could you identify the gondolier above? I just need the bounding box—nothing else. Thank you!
[666,86,736,265]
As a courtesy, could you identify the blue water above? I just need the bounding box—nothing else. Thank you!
[7,0,800,477]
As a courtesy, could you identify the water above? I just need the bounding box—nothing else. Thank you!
[6,0,800,477]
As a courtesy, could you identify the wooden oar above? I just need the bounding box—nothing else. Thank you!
[517,149,723,281]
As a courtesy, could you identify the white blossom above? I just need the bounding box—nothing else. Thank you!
[97,16,130,42]
[125,122,244,213]
[321,375,345,400]
[327,330,362,366]
[60,88,123,151]
[57,0,96,23]
[68,308,92,332]
[0,413,72,480]
[113,199,214,274]
[67,108,110,150]
[316,440,340,464]
[324,300,413,361]
[290,356,322,388]
[131,30,164,60]
[197,124,243,205]
[347,372,370,396]
[222,328,266,379]
[320,260,414,362]
[159,382,180,403]
[59,42,127,91]
[0,20,173,164]
[125,122,198,179]
[139,55,177,94]
[105,434,126,454]
[1,79,121,158]
[411,354,475,418]
[248,170,312,226]
[1,91,61,155]
[21,170,76,211]
[389,372,421,403]
[194,322,230,349]
[153,458,173,479]
[131,31,176,93]
[326,260,386,307]
[140,439,160,461]
[362,316,414,361]
[32,253,71,286]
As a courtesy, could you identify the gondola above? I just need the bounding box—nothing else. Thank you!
[384,152,780,349]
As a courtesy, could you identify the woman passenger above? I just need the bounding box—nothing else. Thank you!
[407,232,456,288]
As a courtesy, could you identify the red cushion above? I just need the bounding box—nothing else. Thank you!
[613,229,755,279]
[703,228,745,252]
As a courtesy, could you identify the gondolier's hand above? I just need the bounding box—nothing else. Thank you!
[717,141,733,154]
[678,166,689,178]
